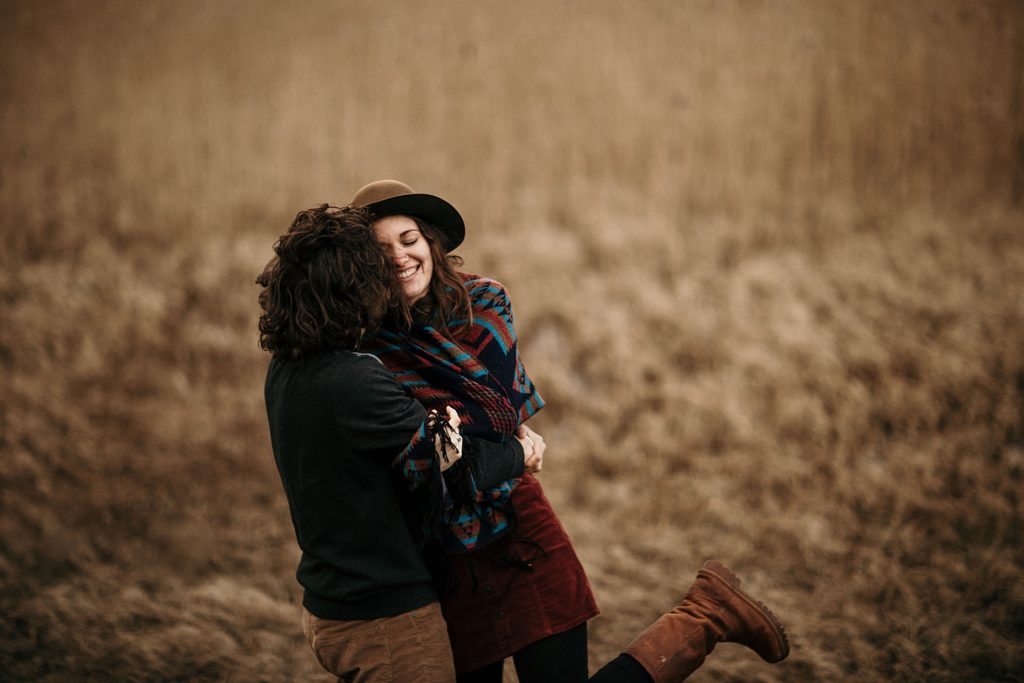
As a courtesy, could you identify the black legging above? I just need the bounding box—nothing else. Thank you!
[455,624,653,683]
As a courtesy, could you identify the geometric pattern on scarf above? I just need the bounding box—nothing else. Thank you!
[365,274,545,552]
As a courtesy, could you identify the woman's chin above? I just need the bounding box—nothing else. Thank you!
[403,282,428,305]
[404,283,429,305]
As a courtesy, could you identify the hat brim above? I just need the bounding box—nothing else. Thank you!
[365,194,465,251]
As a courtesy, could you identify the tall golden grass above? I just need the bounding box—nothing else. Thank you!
[2,0,1022,680]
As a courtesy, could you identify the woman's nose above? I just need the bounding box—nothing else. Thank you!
[387,245,405,261]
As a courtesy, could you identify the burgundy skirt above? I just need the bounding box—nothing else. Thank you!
[439,473,600,674]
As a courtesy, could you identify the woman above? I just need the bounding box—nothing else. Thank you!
[257,204,530,682]
[349,180,791,683]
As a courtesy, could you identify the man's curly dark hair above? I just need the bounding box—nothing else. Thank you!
[256,204,406,361]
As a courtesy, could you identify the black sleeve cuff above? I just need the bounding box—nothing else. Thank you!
[469,436,524,490]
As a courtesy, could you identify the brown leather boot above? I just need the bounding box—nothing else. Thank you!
[623,560,789,682]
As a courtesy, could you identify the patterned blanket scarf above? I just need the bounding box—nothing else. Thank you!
[363,273,544,553]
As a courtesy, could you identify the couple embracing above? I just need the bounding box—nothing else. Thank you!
[257,180,789,682]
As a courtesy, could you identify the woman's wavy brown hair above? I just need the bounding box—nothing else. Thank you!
[386,215,472,339]
[256,205,408,361]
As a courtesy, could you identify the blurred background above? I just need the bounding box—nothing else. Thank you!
[2,0,1022,680]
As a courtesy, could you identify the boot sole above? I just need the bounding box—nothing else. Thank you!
[699,560,791,662]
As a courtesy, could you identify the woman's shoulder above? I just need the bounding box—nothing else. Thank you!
[457,272,512,307]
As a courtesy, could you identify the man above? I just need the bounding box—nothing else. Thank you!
[257,204,530,682]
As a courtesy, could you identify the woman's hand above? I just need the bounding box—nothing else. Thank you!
[434,407,463,472]
[516,424,545,474]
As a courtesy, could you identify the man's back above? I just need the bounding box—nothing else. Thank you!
[264,350,436,621]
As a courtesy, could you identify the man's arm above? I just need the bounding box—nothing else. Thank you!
[469,437,525,490]
[334,354,523,490]
[331,353,427,454]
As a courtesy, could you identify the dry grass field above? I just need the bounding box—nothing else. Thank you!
[2,0,1023,680]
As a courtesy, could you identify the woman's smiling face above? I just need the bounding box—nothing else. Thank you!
[372,214,434,305]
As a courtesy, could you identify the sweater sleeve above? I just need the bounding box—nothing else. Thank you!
[334,353,523,494]
[470,437,525,490]
[331,353,427,456]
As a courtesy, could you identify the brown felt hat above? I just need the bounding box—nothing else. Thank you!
[349,179,465,251]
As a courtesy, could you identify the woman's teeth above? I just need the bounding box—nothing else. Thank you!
[397,266,418,281]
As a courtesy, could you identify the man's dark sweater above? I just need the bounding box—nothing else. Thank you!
[265,350,524,621]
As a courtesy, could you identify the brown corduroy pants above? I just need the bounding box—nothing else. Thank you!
[302,602,456,682]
